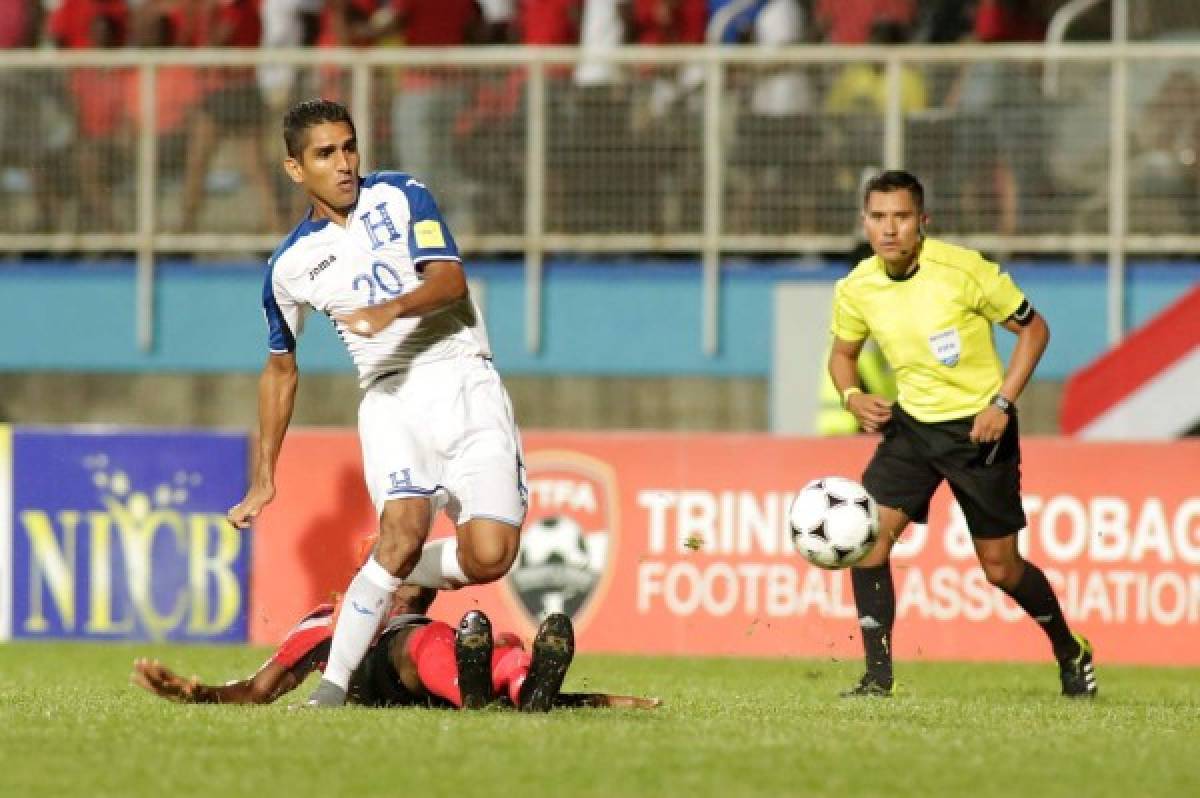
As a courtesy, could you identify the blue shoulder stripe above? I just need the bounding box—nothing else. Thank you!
[360,171,415,191]
[361,171,460,261]
[263,214,328,353]
[262,272,295,353]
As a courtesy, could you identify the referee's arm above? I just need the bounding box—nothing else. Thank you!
[995,305,1050,407]
[829,336,893,433]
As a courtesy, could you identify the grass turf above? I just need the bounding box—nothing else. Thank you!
[1,643,1197,798]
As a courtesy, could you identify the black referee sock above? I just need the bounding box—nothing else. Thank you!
[851,563,895,686]
[1003,562,1079,662]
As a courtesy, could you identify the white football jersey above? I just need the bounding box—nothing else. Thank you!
[262,172,492,387]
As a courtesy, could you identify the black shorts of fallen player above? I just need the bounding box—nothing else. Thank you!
[862,403,1026,539]
[347,624,436,708]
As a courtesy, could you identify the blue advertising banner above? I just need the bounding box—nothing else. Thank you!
[7,428,249,642]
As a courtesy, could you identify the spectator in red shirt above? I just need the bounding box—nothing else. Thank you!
[518,0,580,45]
[125,5,205,187]
[49,0,129,49]
[0,0,41,48]
[310,0,387,106]
[633,0,705,45]
[450,69,526,234]
[382,0,482,223]
[813,0,914,44]
[451,0,580,233]
[974,0,1047,43]
[177,0,284,232]
[387,0,482,47]
[49,0,132,232]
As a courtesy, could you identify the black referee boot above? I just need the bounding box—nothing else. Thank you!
[455,610,494,709]
[518,613,575,712]
[840,673,895,698]
[1058,634,1097,699]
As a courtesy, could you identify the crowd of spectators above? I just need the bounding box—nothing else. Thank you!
[0,0,1196,245]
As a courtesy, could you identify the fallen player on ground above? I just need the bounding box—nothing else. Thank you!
[132,585,660,712]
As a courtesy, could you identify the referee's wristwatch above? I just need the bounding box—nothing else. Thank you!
[990,394,1014,415]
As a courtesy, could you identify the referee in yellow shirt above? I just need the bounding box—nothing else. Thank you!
[828,170,1096,698]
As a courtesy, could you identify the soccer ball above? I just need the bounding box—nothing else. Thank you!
[788,477,879,569]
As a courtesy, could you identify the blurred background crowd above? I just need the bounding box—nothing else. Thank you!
[0,0,1197,250]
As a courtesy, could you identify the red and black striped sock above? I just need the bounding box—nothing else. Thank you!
[406,622,463,707]
[491,643,531,706]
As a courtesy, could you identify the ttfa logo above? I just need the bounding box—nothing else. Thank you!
[14,457,247,641]
[503,451,618,633]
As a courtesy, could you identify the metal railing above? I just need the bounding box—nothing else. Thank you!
[1,42,1198,352]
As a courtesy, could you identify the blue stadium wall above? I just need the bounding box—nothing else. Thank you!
[1,259,1197,380]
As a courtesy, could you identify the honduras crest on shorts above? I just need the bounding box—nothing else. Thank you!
[503,451,617,632]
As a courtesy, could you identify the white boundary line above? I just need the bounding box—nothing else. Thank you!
[0,426,12,641]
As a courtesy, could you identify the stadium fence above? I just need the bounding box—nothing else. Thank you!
[0,43,1197,352]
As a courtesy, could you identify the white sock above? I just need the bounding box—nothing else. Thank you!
[401,537,470,590]
[323,557,401,690]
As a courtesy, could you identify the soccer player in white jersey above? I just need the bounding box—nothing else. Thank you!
[226,99,527,707]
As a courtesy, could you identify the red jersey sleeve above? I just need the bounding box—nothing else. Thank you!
[270,604,335,670]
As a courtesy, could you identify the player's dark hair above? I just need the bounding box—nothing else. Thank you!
[863,170,925,213]
[283,99,356,158]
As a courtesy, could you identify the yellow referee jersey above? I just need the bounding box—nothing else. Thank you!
[830,237,1026,423]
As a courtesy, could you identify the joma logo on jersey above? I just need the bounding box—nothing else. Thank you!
[504,452,619,634]
[307,255,336,281]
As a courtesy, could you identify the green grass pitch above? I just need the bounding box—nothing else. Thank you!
[2,643,1197,798]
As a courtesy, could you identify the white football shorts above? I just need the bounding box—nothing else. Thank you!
[358,356,527,528]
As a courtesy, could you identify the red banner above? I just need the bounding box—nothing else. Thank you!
[252,432,1200,665]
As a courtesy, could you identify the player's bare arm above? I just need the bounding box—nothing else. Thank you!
[132,657,306,705]
[335,259,468,337]
[969,308,1050,444]
[829,336,893,433]
[555,692,663,710]
[228,352,300,528]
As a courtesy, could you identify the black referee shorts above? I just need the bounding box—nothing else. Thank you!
[862,403,1026,539]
